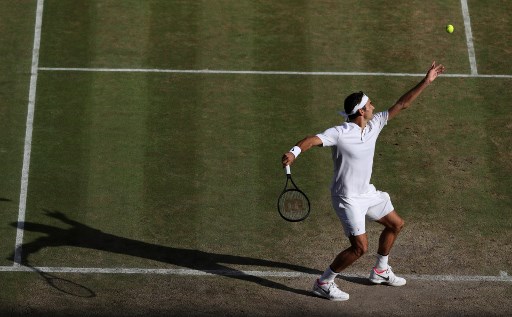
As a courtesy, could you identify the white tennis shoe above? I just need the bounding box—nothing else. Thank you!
[369,266,406,286]
[312,279,349,301]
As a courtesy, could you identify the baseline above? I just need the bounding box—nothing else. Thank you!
[0,266,511,283]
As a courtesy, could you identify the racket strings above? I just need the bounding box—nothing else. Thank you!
[278,190,309,221]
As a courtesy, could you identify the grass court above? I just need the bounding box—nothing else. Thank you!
[0,1,511,316]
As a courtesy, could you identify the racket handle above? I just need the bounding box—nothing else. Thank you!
[285,165,291,175]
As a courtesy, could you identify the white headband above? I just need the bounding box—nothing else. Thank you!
[349,94,369,115]
[338,94,369,120]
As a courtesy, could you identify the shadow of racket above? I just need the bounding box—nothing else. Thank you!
[31,267,96,298]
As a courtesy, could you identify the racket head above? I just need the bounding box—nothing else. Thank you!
[277,188,311,222]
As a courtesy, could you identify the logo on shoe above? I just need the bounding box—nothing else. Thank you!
[317,281,331,294]
[375,273,390,281]
[374,269,390,281]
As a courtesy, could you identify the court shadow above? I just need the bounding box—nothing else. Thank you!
[11,209,321,297]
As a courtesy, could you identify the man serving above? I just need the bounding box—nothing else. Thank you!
[282,62,445,301]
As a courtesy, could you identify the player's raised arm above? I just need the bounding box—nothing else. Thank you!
[388,61,445,121]
[282,135,323,167]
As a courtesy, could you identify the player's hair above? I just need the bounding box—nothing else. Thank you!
[344,91,366,120]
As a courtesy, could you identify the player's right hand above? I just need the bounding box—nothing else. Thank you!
[282,152,295,167]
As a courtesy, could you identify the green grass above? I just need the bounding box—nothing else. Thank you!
[469,0,512,74]
[40,0,470,72]
[0,0,40,266]
[374,77,512,234]
[20,72,512,273]
[1,0,512,313]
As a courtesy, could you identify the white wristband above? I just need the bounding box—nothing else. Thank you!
[289,146,302,158]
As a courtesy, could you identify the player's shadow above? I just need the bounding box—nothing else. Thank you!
[11,209,321,297]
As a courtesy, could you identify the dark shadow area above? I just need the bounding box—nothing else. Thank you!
[0,197,11,202]
[10,209,322,297]
[338,275,374,286]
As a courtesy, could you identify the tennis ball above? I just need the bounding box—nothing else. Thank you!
[446,24,454,33]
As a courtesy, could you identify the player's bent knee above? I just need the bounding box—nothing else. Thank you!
[385,212,405,233]
[352,244,368,257]
[395,218,405,232]
[349,233,368,257]
[390,220,404,234]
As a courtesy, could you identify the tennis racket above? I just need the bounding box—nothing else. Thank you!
[277,165,310,222]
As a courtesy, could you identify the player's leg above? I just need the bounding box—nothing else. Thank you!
[366,192,407,286]
[368,211,406,286]
[329,195,369,272]
[311,197,366,301]
[375,210,405,257]
[312,234,366,301]
[330,233,368,272]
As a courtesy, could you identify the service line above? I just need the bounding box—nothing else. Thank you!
[38,67,512,78]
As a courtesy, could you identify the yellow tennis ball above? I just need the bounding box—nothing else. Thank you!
[446,24,454,33]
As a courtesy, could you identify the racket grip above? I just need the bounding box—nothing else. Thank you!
[285,165,291,175]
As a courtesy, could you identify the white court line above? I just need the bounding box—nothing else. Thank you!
[38,67,512,78]
[0,265,511,283]
[13,0,45,267]
[461,0,478,75]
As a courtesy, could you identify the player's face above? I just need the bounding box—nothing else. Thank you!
[363,100,375,120]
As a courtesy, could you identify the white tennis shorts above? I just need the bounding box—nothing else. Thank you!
[332,186,394,237]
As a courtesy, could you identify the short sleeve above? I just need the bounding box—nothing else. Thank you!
[371,111,388,131]
[316,127,340,147]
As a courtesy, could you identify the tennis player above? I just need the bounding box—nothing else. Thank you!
[282,62,445,301]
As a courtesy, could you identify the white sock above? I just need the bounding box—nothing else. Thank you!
[318,266,338,283]
[375,254,389,271]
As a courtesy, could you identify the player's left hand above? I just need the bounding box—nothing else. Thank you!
[426,61,445,83]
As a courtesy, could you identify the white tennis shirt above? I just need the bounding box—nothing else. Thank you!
[316,111,388,197]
